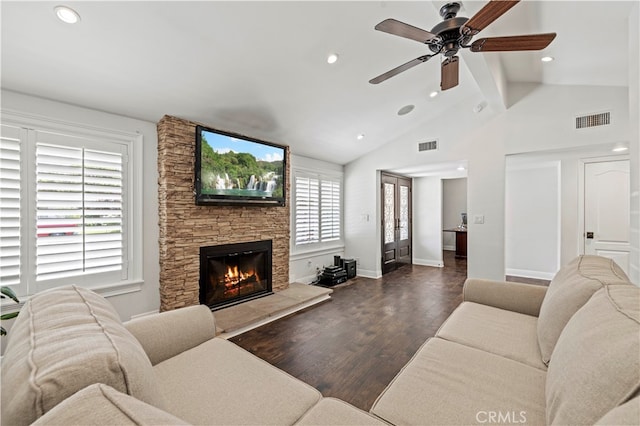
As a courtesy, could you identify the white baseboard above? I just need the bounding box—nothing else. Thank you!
[506,268,555,280]
[413,258,444,268]
[357,269,381,279]
[443,246,455,251]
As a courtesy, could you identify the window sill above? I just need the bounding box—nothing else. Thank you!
[0,280,144,314]
[290,244,345,261]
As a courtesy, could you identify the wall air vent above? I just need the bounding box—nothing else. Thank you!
[575,112,610,129]
[418,140,438,152]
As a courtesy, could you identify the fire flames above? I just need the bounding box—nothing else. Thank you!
[223,265,259,289]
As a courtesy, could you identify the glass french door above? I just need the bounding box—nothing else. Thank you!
[381,172,412,274]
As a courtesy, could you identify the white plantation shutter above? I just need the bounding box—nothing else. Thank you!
[83,149,123,273]
[36,142,123,281]
[0,125,22,287]
[295,176,320,245]
[320,180,340,241]
[294,171,342,247]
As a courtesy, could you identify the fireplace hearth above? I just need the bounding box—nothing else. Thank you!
[200,240,273,310]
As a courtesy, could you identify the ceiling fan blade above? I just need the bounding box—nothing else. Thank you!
[471,33,557,52]
[440,56,459,91]
[460,0,520,37]
[369,55,431,84]
[375,18,437,44]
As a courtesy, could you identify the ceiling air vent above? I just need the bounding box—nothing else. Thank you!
[575,111,610,129]
[418,140,438,152]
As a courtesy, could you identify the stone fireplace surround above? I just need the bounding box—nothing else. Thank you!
[157,115,290,312]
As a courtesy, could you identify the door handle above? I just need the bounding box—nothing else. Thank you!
[586,232,594,239]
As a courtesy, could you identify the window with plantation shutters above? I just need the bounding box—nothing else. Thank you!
[0,117,138,300]
[293,171,342,248]
[36,143,124,281]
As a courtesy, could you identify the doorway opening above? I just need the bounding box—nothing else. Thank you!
[442,178,468,262]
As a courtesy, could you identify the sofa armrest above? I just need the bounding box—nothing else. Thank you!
[124,305,216,365]
[463,278,548,317]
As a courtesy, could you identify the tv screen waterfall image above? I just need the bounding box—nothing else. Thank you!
[195,126,286,206]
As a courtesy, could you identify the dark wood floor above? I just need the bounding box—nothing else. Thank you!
[230,252,467,411]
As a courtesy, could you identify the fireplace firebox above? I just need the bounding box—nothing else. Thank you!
[200,240,273,310]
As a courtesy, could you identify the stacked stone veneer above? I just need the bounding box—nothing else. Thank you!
[157,115,290,312]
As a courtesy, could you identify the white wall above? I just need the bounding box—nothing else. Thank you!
[345,84,630,280]
[629,3,640,285]
[505,162,560,279]
[413,177,443,267]
[560,159,580,266]
[288,154,345,283]
[1,90,161,321]
[442,178,467,250]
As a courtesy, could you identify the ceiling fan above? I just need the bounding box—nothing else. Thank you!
[369,0,556,90]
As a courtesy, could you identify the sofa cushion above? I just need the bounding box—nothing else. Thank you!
[537,255,630,364]
[154,337,322,425]
[436,301,545,370]
[595,396,640,425]
[1,285,165,426]
[370,338,546,425]
[31,384,190,426]
[546,285,640,425]
[295,398,389,425]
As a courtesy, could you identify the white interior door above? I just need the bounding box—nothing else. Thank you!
[584,160,631,274]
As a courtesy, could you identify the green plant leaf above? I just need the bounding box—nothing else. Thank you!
[1,286,19,303]
[1,312,19,320]
[1,326,6,336]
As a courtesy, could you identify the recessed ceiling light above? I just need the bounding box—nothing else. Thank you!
[54,5,80,24]
[397,105,415,116]
[327,53,339,64]
[612,146,628,152]
[457,166,466,171]
[541,56,554,62]
[429,91,439,98]
[357,134,365,140]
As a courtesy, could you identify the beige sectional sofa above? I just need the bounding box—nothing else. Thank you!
[370,255,640,425]
[1,255,638,425]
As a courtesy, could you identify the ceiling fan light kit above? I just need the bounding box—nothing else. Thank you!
[370,0,557,90]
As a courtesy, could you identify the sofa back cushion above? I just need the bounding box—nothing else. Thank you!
[546,285,640,425]
[1,285,165,426]
[537,255,629,364]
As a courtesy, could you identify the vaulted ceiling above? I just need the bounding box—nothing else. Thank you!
[1,1,634,164]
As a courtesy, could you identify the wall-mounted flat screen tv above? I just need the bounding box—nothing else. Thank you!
[195,125,286,206]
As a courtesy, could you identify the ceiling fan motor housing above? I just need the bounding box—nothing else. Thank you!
[430,16,468,56]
